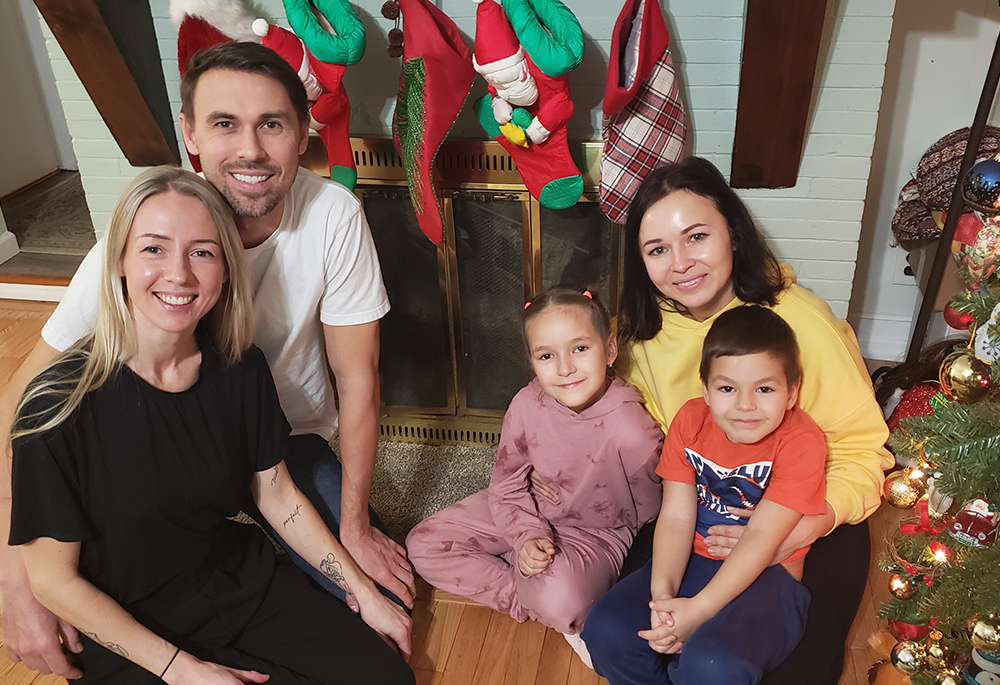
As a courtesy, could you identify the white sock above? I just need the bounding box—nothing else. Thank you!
[562,631,594,669]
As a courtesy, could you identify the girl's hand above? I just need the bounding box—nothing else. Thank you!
[528,469,560,504]
[355,587,413,659]
[517,539,556,576]
[163,651,270,684]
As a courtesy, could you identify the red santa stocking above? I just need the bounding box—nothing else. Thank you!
[255,22,357,188]
[392,0,476,244]
[600,0,685,224]
[472,0,584,210]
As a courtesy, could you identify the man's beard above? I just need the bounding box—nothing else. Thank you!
[210,164,285,218]
[219,184,283,218]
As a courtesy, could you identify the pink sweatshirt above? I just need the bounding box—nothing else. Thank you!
[487,377,663,553]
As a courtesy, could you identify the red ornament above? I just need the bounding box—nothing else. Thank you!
[949,498,1000,548]
[944,303,976,330]
[886,383,940,433]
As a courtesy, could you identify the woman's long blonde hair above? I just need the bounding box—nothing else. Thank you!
[12,166,253,441]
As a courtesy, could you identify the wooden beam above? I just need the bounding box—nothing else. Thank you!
[731,0,828,188]
[34,0,179,166]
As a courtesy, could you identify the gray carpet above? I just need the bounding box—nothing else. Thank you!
[331,434,496,543]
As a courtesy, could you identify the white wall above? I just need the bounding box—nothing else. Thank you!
[850,0,1000,361]
[36,0,895,320]
[0,0,61,196]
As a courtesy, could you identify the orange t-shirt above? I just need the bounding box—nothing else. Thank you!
[657,399,827,563]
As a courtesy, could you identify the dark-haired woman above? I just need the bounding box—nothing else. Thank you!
[580,157,891,685]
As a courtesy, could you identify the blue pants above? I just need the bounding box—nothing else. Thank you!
[259,434,403,608]
[582,555,810,685]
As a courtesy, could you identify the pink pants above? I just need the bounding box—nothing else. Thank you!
[406,491,631,634]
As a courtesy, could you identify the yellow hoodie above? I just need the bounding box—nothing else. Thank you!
[618,266,893,530]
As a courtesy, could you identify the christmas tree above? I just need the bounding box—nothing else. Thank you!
[879,156,1000,685]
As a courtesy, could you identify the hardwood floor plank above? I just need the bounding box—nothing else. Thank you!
[471,611,518,685]
[411,599,464,672]
[534,628,572,685]
[439,604,494,685]
[413,666,444,685]
[504,619,547,685]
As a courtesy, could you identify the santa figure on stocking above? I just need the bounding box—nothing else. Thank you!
[471,0,584,209]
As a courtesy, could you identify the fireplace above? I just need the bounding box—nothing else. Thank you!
[302,138,621,445]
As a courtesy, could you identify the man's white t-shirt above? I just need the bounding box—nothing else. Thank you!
[43,169,390,439]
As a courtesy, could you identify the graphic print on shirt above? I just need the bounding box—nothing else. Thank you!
[686,448,773,540]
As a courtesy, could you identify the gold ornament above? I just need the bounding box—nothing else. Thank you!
[889,573,918,599]
[924,630,952,670]
[883,469,927,508]
[891,639,926,675]
[971,614,1000,652]
[939,349,992,403]
[935,667,961,685]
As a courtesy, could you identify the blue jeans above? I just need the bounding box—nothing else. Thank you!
[582,554,810,685]
[259,433,404,608]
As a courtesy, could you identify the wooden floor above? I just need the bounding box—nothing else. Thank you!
[0,299,891,684]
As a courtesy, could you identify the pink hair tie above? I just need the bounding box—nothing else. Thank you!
[582,290,593,299]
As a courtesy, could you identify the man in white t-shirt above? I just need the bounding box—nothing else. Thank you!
[0,42,414,679]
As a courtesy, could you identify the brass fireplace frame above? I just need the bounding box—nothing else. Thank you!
[301,138,620,446]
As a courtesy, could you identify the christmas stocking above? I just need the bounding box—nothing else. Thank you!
[600,0,686,224]
[279,0,365,189]
[472,0,585,210]
[392,0,475,244]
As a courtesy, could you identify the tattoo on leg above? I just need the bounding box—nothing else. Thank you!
[282,503,302,528]
[270,466,279,485]
[320,553,352,595]
[82,630,128,658]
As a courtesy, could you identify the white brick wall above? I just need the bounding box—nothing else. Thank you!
[38,0,896,318]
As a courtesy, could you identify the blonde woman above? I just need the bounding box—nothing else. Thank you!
[9,167,413,684]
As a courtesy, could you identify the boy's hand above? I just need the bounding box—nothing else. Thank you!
[643,597,714,646]
[517,539,555,576]
[640,605,682,654]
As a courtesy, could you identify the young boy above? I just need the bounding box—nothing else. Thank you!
[583,305,827,684]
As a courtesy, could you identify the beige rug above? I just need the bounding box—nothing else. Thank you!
[2,171,96,256]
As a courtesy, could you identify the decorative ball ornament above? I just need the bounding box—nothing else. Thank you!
[889,574,918,600]
[943,303,975,330]
[964,154,1000,215]
[971,614,1000,652]
[939,349,992,403]
[924,631,952,670]
[883,469,927,509]
[890,639,926,675]
[974,302,1000,364]
[934,668,961,685]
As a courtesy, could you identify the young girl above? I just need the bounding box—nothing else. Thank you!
[406,287,662,649]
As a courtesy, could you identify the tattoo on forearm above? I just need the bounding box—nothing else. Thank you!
[82,630,128,658]
[282,503,302,528]
[320,553,352,595]
[270,466,279,485]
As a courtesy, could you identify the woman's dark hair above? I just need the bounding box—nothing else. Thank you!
[522,286,612,355]
[618,157,784,342]
[699,305,802,386]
